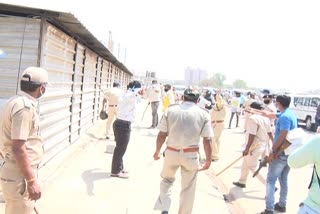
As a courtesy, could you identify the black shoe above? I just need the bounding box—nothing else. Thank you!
[161,211,168,214]
[106,136,110,139]
[274,203,286,213]
[260,209,274,214]
[148,125,156,129]
[232,181,246,188]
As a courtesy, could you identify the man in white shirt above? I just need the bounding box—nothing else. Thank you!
[110,80,144,179]
[102,82,124,139]
[147,80,161,128]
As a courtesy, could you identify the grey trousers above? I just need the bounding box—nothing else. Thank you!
[151,101,159,126]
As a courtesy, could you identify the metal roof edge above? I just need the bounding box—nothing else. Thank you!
[0,3,133,76]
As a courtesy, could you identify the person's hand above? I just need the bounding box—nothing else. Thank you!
[198,160,211,171]
[268,152,279,163]
[27,179,41,200]
[153,151,161,160]
[242,148,249,156]
[317,127,320,133]
[138,89,145,96]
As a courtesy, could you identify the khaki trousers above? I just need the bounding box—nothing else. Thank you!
[0,162,37,214]
[106,106,117,136]
[261,126,274,159]
[239,147,266,185]
[211,123,224,160]
[154,150,199,214]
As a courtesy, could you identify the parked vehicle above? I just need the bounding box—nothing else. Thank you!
[288,94,320,131]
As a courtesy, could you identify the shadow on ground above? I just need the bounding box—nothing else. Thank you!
[82,168,110,196]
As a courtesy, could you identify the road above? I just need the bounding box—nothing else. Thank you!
[211,109,316,214]
[0,99,316,214]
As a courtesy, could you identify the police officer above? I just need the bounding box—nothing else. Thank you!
[233,102,273,189]
[210,91,227,161]
[0,67,48,214]
[153,86,213,214]
[102,82,123,139]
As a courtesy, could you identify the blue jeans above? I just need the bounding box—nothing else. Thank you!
[266,155,290,211]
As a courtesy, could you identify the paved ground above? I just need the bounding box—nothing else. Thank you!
[0,99,230,214]
[210,111,315,214]
[0,99,315,214]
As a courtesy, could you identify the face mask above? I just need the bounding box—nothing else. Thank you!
[38,85,46,98]
[264,100,271,104]
[164,88,169,92]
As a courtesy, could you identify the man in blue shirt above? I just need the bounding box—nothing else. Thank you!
[260,95,298,214]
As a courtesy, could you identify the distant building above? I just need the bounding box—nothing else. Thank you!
[184,67,208,86]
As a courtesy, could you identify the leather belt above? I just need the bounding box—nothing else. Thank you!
[109,105,117,107]
[166,146,199,153]
[212,120,224,123]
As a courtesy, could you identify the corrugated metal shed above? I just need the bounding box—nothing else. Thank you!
[0,16,40,97]
[0,3,132,76]
[0,3,133,167]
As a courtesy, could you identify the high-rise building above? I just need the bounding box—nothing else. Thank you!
[184,67,208,86]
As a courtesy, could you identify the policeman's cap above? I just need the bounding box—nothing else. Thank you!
[21,67,49,85]
[263,94,273,99]
[261,89,270,95]
[250,101,264,110]
[184,86,200,101]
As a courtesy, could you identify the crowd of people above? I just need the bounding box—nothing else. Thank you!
[0,72,319,214]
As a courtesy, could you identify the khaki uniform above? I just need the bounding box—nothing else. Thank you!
[210,95,226,161]
[238,114,271,185]
[154,102,213,214]
[243,97,256,130]
[104,87,123,137]
[0,91,42,214]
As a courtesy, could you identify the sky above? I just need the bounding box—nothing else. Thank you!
[2,0,320,91]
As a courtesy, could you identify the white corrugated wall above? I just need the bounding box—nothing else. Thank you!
[80,49,98,133]
[0,16,40,97]
[0,15,132,166]
[70,43,85,143]
[39,23,76,164]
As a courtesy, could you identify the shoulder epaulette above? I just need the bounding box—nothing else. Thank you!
[21,96,32,108]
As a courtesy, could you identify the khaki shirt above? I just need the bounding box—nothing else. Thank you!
[246,114,272,148]
[211,103,226,121]
[158,102,213,149]
[104,87,123,106]
[0,91,43,165]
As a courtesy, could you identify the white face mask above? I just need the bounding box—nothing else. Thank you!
[38,85,46,99]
